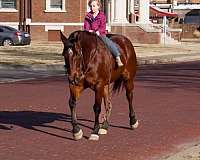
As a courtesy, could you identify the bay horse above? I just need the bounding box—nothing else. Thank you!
[61,30,138,141]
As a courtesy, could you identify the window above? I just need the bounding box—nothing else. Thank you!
[0,0,16,9]
[50,0,62,9]
[45,0,66,12]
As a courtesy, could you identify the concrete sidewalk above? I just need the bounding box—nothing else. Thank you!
[0,39,200,71]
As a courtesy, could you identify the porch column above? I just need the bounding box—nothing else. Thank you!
[113,0,128,23]
[130,0,134,14]
[138,0,150,24]
[107,0,111,24]
[129,0,135,23]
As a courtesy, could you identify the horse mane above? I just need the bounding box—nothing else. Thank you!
[68,30,103,45]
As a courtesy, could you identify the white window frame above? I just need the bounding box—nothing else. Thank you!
[0,0,17,12]
[45,0,66,12]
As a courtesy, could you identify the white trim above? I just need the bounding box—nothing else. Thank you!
[111,0,114,22]
[44,9,66,12]
[0,8,18,12]
[86,0,90,12]
[0,22,18,25]
[26,18,31,25]
[0,22,84,26]
[0,22,119,32]
[30,22,84,26]
[45,25,64,31]
[173,4,200,10]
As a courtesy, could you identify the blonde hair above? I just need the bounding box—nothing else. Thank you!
[88,0,102,8]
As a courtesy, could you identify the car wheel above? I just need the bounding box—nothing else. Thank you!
[3,39,13,46]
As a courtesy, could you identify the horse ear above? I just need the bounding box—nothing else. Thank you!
[60,31,68,44]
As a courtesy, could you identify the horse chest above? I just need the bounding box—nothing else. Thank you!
[85,76,97,87]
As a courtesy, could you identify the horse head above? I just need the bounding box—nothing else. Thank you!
[61,31,84,85]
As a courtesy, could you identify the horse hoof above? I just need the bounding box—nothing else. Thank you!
[98,128,108,135]
[89,134,99,141]
[131,120,139,129]
[73,129,83,140]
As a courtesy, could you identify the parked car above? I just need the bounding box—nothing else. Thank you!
[0,25,31,46]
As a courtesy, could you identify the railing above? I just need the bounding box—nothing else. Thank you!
[173,3,200,9]
[177,3,200,5]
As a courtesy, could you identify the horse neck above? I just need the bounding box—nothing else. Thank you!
[80,33,99,68]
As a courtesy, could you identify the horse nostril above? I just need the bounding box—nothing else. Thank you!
[74,77,80,84]
[68,76,74,84]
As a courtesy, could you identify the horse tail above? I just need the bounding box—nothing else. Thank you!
[112,77,124,94]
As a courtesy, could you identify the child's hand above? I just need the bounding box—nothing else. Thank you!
[89,30,94,33]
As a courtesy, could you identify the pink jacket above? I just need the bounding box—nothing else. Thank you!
[83,11,107,36]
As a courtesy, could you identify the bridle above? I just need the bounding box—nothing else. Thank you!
[67,33,98,85]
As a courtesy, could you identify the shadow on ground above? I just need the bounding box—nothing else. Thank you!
[0,110,132,140]
[0,111,76,140]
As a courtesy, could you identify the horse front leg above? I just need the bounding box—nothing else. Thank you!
[99,85,112,135]
[69,85,84,140]
[89,86,104,141]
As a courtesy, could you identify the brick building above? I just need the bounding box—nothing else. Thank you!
[6,0,199,43]
[0,0,88,41]
[0,0,165,44]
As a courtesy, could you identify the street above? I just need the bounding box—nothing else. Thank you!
[0,61,200,160]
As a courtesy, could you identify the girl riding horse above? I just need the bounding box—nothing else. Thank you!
[84,0,123,67]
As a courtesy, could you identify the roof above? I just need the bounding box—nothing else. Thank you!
[150,5,177,17]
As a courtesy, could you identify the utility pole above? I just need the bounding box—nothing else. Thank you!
[171,0,174,13]
[19,0,23,31]
[23,0,26,31]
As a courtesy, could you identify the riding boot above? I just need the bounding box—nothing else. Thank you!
[116,56,123,67]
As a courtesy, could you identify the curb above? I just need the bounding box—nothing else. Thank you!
[0,63,65,72]
[137,54,200,65]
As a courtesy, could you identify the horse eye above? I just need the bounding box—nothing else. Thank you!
[68,48,73,55]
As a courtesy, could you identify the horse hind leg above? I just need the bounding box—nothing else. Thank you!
[125,79,139,129]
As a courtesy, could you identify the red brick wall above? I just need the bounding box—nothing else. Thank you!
[0,12,18,22]
[63,26,83,36]
[30,25,161,44]
[30,26,47,41]
[0,0,19,22]
[29,0,87,41]
[31,0,87,23]
[30,25,83,41]
[111,26,160,44]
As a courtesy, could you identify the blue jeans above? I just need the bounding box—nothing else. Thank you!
[100,35,120,57]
